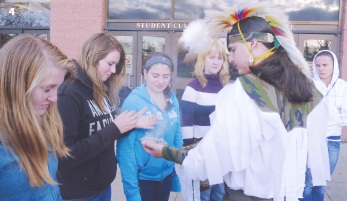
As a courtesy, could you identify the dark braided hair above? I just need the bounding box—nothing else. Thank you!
[228,16,313,103]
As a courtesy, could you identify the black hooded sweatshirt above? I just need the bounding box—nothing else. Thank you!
[57,62,122,199]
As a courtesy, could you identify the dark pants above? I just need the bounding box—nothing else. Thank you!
[63,186,111,201]
[138,173,173,201]
[223,185,273,201]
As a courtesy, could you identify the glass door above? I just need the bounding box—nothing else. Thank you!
[173,32,195,100]
[112,31,171,89]
[137,32,171,88]
[112,31,137,89]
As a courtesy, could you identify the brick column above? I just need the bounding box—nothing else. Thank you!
[50,0,106,58]
[339,0,347,142]
[340,0,347,80]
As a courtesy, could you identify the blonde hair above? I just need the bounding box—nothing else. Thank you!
[0,34,75,187]
[78,32,126,110]
[194,39,230,87]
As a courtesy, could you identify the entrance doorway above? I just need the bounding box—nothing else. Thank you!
[112,31,172,89]
[111,31,194,100]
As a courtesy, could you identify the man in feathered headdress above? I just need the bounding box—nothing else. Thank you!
[142,1,330,201]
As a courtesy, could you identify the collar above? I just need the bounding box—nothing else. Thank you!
[239,74,322,131]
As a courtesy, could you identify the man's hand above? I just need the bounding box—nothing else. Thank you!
[141,141,164,158]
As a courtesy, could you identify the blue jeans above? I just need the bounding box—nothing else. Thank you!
[138,173,173,201]
[63,186,111,201]
[300,141,340,201]
[201,183,225,201]
[327,141,340,174]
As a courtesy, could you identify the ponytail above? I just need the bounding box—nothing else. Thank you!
[251,46,313,103]
[163,85,173,110]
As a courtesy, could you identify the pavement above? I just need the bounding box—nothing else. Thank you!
[111,143,347,201]
[324,142,347,201]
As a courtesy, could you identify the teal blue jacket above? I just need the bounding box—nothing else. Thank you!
[0,144,62,200]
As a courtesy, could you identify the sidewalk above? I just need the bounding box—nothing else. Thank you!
[112,143,347,201]
[324,142,347,201]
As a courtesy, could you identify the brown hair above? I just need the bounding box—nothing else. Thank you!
[79,32,126,110]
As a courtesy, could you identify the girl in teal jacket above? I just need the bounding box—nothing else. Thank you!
[116,52,183,201]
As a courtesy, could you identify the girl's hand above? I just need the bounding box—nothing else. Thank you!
[135,107,158,129]
[141,141,164,158]
[113,110,138,134]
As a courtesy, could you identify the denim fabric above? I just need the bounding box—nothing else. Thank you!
[138,173,173,201]
[63,186,111,201]
[327,141,340,174]
[300,141,341,201]
[201,183,225,201]
[300,167,325,201]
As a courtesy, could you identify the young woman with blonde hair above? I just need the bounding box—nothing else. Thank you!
[193,39,230,88]
[0,34,75,200]
[180,39,229,201]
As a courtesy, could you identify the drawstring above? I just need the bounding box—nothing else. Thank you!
[254,47,275,63]
[325,80,337,97]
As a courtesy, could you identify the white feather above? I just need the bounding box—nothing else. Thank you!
[179,20,213,54]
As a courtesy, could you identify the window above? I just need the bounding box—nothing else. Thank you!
[108,0,171,20]
[107,0,340,22]
[0,0,50,27]
[174,0,232,20]
[275,0,340,21]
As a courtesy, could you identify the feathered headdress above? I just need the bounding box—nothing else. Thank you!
[179,0,311,78]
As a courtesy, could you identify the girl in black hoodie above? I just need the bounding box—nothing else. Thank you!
[57,33,157,200]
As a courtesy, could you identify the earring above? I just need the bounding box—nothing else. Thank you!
[248,55,254,66]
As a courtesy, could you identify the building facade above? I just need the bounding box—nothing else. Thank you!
[1,0,346,97]
[1,0,346,94]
